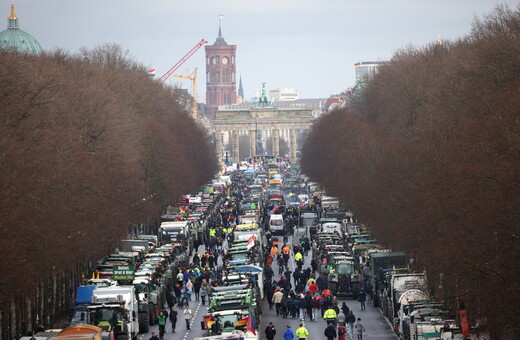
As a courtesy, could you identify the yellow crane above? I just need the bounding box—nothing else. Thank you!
[174,68,198,120]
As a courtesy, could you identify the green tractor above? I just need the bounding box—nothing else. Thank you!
[323,255,361,298]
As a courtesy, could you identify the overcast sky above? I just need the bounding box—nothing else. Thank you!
[8,0,519,99]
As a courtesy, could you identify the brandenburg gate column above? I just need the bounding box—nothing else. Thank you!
[215,130,223,162]
[272,129,280,156]
[290,129,297,163]
[232,130,240,163]
[249,129,257,157]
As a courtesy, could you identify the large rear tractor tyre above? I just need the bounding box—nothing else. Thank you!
[149,304,157,325]
[329,282,338,296]
[138,312,150,333]
[403,320,410,340]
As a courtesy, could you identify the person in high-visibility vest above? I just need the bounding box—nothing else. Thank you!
[324,307,338,326]
[295,324,309,340]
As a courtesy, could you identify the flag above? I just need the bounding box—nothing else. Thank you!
[246,234,255,249]
[235,318,247,327]
[147,69,156,76]
[205,315,214,328]
[219,14,224,20]
[246,309,256,335]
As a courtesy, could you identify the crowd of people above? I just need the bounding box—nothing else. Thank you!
[261,201,369,339]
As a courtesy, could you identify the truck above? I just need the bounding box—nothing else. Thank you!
[318,217,343,236]
[87,285,139,340]
[157,221,192,255]
[368,251,408,308]
[48,325,107,340]
[382,273,429,323]
[299,211,319,235]
[120,240,149,253]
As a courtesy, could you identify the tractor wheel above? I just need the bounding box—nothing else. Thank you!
[403,320,410,340]
[138,312,149,333]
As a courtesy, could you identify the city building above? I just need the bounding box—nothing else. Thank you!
[0,1,42,55]
[269,88,299,102]
[204,19,237,118]
[354,61,388,82]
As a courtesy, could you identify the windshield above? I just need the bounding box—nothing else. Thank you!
[271,219,283,226]
[217,314,242,330]
[250,187,262,194]
[90,307,128,330]
[235,232,255,241]
[230,253,249,261]
[337,263,354,275]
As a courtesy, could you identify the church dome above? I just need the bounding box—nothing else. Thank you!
[0,1,42,55]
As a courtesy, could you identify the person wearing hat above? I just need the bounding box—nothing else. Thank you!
[284,325,295,340]
[295,324,309,340]
[265,322,276,340]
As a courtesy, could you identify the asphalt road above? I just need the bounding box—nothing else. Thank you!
[257,233,397,340]
[138,234,397,340]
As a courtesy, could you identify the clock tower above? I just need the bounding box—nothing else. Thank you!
[205,19,237,116]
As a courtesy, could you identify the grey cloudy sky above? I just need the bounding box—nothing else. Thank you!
[8,0,519,99]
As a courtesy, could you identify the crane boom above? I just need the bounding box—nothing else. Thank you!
[159,39,208,83]
[173,68,199,120]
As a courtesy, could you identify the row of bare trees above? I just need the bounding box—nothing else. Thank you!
[0,44,218,339]
[302,5,520,339]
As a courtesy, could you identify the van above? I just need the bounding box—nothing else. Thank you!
[269,214,284,234]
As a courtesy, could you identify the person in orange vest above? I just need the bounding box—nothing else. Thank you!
[271,246,279,256]
[281,245,290,266]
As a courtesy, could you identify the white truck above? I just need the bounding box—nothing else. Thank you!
[87,285,139,340]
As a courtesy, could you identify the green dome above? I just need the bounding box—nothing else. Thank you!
[0,27,43,55]
[0,2,42,55]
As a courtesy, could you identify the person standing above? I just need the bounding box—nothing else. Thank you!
[283,325,295,340]
[183,305,193,330]
[169,306,178,333]
[346,310,356,339]
[295,324,309,340]
[337,310,346,326]
[355,318,366,340]
[358,290,366,311]
[323,306,338,326]
[200,283,207,305]
[272,289,284,315]
[325,323,338,340]
[157,312,167,339]
[341,302,350,316]
[264,322,277,340]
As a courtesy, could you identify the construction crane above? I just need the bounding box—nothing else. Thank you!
[174,68,198,120]
[159,39,207,83]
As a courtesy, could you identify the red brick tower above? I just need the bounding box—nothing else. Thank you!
[205,19,237,115]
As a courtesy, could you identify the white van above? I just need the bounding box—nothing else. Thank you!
[269,214,285,234]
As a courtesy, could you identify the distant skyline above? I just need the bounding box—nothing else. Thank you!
[6,0,519,99]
